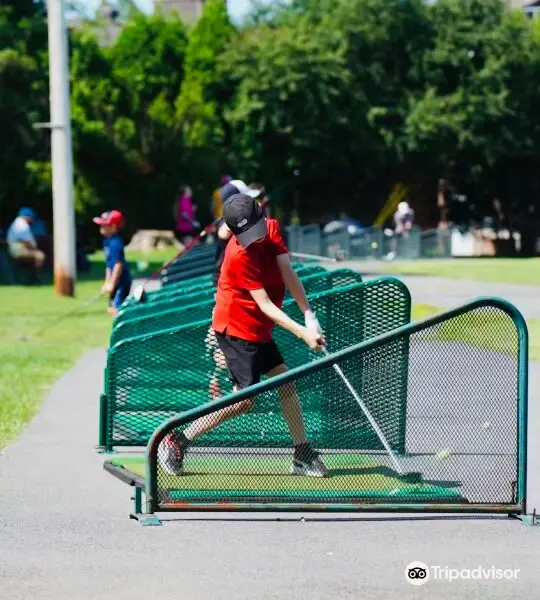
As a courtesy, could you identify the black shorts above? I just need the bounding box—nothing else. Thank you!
[215,332,284,390]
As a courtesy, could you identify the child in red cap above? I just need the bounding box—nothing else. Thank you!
[93,210,132,315]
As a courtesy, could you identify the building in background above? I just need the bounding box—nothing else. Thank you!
[155,0,207,23]
[69,1,123,46]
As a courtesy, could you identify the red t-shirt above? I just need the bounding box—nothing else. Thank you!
[212,219,288,342]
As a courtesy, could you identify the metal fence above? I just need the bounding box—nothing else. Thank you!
[286,225,452,260]
[138,298,526,515]
[100,278,411,451]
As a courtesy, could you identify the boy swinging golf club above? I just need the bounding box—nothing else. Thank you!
[159,192,328,477]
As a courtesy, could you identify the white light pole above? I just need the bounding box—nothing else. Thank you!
[47,0,76,296]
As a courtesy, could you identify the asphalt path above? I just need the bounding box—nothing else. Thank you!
[1,271,539,599]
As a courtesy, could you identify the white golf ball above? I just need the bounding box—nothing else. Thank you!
[435,449,452,461]
[137,260,149,272]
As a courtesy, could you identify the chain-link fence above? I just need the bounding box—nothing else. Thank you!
[286,225,452,260]
[137,298,526,514]
[100,278,411,451]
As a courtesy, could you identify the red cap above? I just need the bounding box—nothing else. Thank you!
[93,210,124,227]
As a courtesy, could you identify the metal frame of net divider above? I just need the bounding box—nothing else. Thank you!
[121,262,311,312]
[136,261,308,307]
[171,242,216,264]
[161,252,216,278]
[114,264,326,325]
[286,225,323,256]
[348,227,386,260]
[101,297,527,522]
[160,256,317,287]
[99,277,411,452]
[160,262,215,287]
[110,269,363,347]
[120,274,215,310]
[286,224,426,261]
[141,262,307,305]
[420,228,452,259]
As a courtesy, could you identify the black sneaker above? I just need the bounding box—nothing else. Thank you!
[291,444,328,478]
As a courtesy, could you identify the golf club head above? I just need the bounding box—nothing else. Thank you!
[132,285,146,303]
[399,472,423,485]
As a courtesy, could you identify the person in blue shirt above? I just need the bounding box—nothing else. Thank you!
[93,210,132,315]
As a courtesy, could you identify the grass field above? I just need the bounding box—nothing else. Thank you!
[370,258,540,286]
[0,248,179,450]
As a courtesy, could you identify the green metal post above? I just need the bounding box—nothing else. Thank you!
[97,394,107,450]
[516,311,529,514]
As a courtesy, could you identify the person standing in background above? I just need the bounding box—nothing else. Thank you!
[386,201,414,260]
[211,175,232,221]
[174,186,198,246]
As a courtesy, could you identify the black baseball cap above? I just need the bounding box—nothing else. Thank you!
[223,193,268,248]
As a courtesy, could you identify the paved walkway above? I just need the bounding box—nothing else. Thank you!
[1,269,539,599]
[1,352,539,599]
[342,260,540,319]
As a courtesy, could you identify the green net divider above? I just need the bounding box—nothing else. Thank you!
[166,244,216,268]
[101,277,411,451]
[121,262,309,310]
[114,264,325,325]
[161,263,215,287]
[161,254,215,277]
[110,269,363,347]
[149,261,307,303]
[131,297,526,514]
[120,274,215,310]
[161,251,215,273]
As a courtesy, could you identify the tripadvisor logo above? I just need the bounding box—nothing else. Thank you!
[405,562,520,585]
[405,562,429,586]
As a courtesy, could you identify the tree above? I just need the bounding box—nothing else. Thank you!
[0,1,49,228]
[176,0,234,199]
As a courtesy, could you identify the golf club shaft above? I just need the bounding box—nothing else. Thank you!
[30,292,102,338]
[321,347,404,475]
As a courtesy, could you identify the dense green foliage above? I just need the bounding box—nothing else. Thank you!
[1,0,540,238]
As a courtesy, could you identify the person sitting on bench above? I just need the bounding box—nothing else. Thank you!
[7,208,46,272]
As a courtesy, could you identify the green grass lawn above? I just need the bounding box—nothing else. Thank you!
[0,276,109,449]
[412,304,540,360]
[0,247,180,450]
[370,258,540,286]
